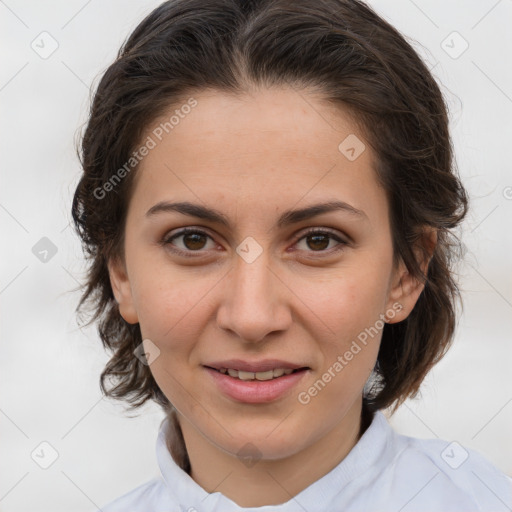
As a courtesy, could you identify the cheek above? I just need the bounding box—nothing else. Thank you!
[300,280,385,411]
[305,261,391,339]
[300,258,391,384]
[130,258,218,341]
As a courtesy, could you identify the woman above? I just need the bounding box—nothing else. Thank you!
[71,0,512,510]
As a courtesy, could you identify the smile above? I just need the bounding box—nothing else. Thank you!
[212,367,302,381]
[204,366,310,403]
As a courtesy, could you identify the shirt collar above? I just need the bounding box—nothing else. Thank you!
[156,409,395,512]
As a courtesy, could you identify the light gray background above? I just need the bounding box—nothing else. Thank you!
[1,1,511,511]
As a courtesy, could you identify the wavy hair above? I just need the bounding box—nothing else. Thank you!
[71,0,468,419]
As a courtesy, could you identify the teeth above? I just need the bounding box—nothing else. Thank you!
[218,368,297,380]
[239,370,257,381]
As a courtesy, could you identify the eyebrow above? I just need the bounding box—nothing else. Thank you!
[145,200,367,228]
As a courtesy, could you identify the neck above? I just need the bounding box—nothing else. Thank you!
[165,398,373,507]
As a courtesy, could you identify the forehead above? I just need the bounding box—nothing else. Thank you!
[130,87,386,225]
[146,86,365,159]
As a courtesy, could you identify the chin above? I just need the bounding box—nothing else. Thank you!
[213,423,306,461]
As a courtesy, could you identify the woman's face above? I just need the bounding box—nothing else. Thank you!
[109,87,423,461]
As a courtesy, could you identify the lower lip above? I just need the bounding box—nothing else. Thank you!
[204,367,310,403]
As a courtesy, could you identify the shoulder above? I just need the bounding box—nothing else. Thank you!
[381,427,512,511]
[96,476,170,512]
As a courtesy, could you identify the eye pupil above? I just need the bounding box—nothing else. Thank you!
[184,233,207,250]
[307,234,330,251]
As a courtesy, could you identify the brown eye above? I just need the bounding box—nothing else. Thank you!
[305,233,330,251]
[295,229,347,254]
[162,228,216,255]
[182,232,208,250]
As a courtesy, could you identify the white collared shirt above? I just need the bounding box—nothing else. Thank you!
[97,411,512,511]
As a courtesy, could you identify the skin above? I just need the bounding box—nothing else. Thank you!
[109,86,434,507]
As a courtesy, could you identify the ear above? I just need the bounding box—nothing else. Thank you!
[385,227,437,323]
[108,255,139,324]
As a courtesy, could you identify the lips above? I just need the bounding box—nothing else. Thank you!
[203,358,310,373]
[204,365,310,403]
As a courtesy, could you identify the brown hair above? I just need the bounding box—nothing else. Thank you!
[71,0,467,417]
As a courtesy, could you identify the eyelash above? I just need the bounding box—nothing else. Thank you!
[161,227,348,258]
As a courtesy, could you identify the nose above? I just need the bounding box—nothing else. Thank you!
[216,248,292,344]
